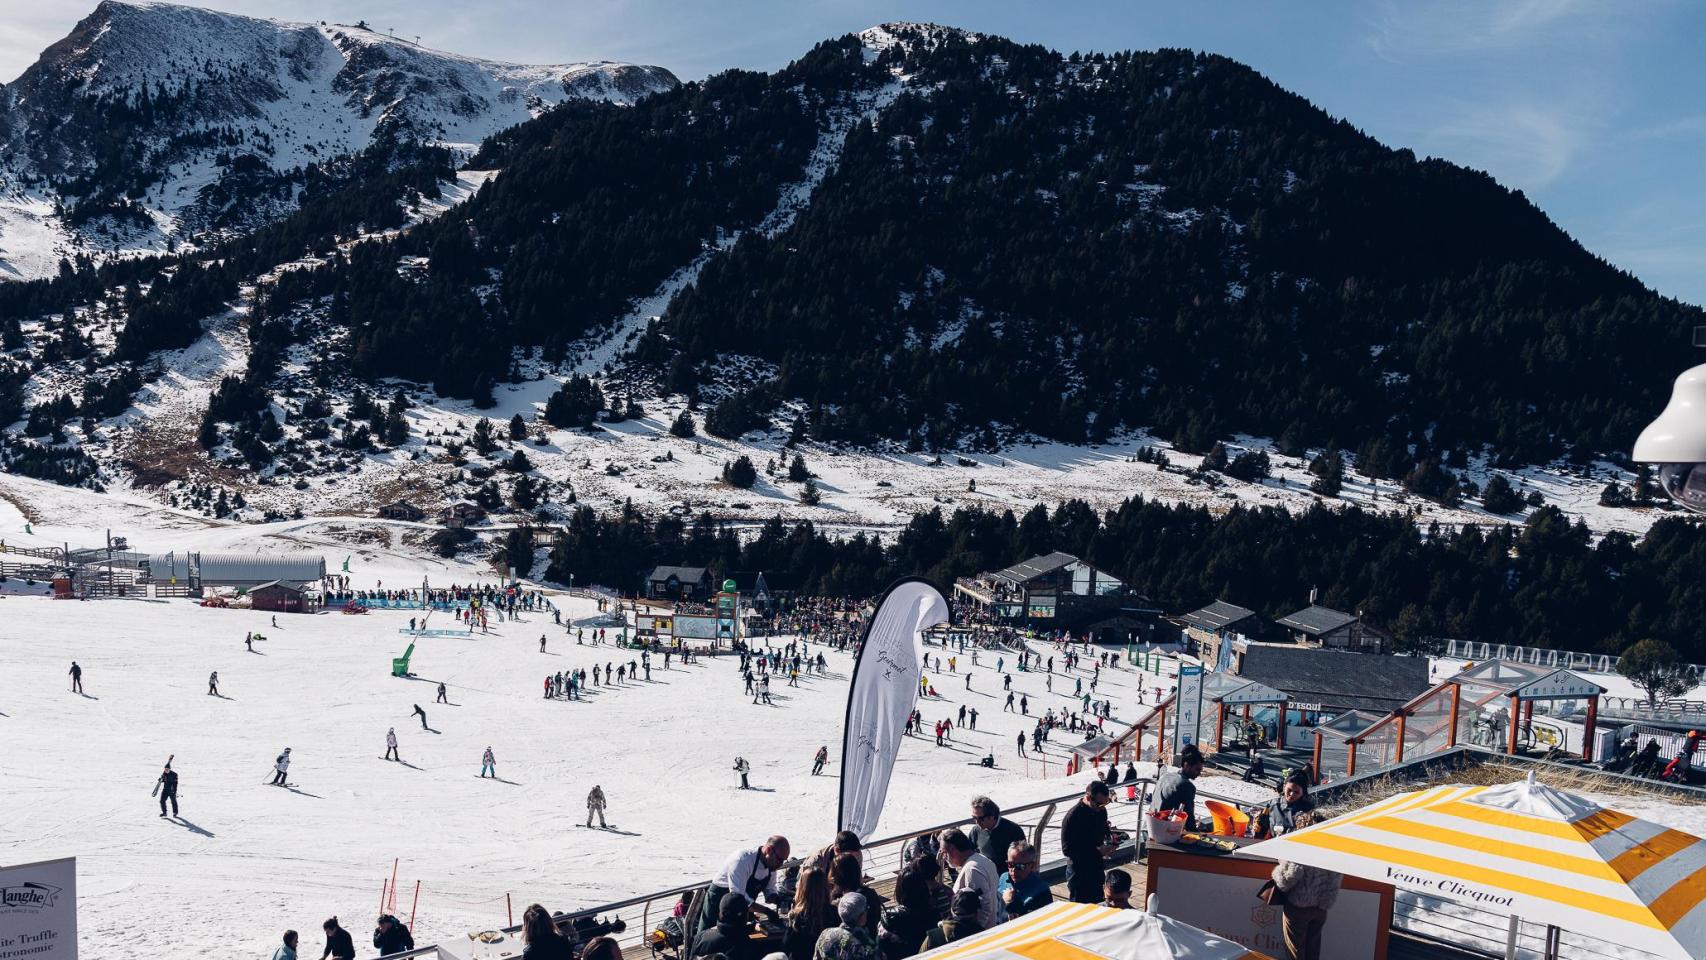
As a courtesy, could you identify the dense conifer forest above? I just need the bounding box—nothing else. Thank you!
[546,496,1706,662]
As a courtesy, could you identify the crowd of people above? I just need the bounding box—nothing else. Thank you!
[682,786,1147,960]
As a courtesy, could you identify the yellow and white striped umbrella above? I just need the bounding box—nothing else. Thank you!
[916,901,1270,960]
[1244,774,1706,959]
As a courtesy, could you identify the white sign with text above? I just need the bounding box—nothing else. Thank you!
[0,857,76,960]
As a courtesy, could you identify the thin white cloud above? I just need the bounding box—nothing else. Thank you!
[1363,0,1598,63]
[1422,101,1586,188]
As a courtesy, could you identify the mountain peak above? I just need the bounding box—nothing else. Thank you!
[858,22,981,55]
[0,0,678,280]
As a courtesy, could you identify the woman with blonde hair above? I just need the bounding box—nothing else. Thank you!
[784,866,836,960]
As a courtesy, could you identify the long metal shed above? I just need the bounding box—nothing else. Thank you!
[145,552,326,588]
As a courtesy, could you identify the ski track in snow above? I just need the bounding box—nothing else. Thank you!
[565,78,905,379]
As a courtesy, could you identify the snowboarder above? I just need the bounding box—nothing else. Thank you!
[734,756,752,789]
[69,661,82,693]
[587,784,607,826]
[385,728,399,762]
[271,748,291,786]
[812,745,828,776]
[208,671,219,696]
[155,760,179,817]
[481,746,496,779]
[436,682,448,704]
[412,704,428,730]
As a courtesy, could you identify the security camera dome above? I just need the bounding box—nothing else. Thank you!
[1634,363,1706,515]
[1634,364,1706,462]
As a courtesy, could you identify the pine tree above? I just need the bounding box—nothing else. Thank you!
[508,414,527,439]
[800,478,822,505]
[471,419,497,454]
[1481,473,1524,515]
[722,456,758,489]
[788,454,810,482]
[512,474,539,509]
[1309,449,1344,497]
[669,410,696,438]
[1200,442,1229,473]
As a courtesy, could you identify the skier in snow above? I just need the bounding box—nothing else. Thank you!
[412,704,428,730]
[812,745,828,776]
[272,615,278,628]
[481,746,496,779]
[969,707,979,730]
[385,728,400,762]
[271,748,291,786]
[208,671,219,696]
[587,785,607,827]
[758,675,772,705]
[540,635,547,653]
[734,756,752,789]
[1016,732,1027,757]
[69,661,82,693]
[436,682,448,704]
[156,762,179,817]
[245,633,254,652]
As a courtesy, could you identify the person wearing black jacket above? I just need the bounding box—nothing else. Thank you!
[966,797,1026,877]
[692,893,758,960]
[373,914,414,956]
[877,861,937,960]
[156,764,179,817]
[1060,781,1115,903]
[319,917,355,960]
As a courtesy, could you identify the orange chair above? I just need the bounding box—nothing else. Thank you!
[1202,799,1251,837]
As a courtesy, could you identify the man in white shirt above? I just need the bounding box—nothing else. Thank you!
[937,827,1006,928]
[701,835,790,930]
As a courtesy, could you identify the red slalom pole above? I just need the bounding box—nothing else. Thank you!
[388,858,400,912]
[410,880,422,931]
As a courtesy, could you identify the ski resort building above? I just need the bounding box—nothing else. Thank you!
[147,552,327,590]
[953,551,1142,628]
[645,565,715,601]
[1234,643,1429,714]
[248,580,310,613]
[1178,600,1265,669]
[1274,604,1393,653]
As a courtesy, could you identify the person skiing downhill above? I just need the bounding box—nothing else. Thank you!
[272,748,291,786]
[587,785,607,827]
[481,746,496,779]
[734,756,752,789]
[812,745,828,776]
[155,760,179,817]
[385,728,400,762]
[208,671,220,696]
[412,704,428,730]
[436,682,448,704]
[69,661,82,693]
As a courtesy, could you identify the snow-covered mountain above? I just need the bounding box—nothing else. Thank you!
[0,0,677,280]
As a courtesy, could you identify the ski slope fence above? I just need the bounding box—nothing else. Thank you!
[1442,638,1706,680]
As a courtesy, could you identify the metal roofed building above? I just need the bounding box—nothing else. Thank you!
[645,565,714,601]
[1178,600,1266,670]
[1274,604,1393,653]
[953,551,1142,628]
[145,552,327,589]
[1236,643,1429,714]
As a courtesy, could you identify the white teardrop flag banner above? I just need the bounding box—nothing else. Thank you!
[838,578,951,840]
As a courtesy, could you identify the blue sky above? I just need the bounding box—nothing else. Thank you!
[4,0,1703,306]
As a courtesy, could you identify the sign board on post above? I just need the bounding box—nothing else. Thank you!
[1174,665,1204,754]
[0,857,76,959]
